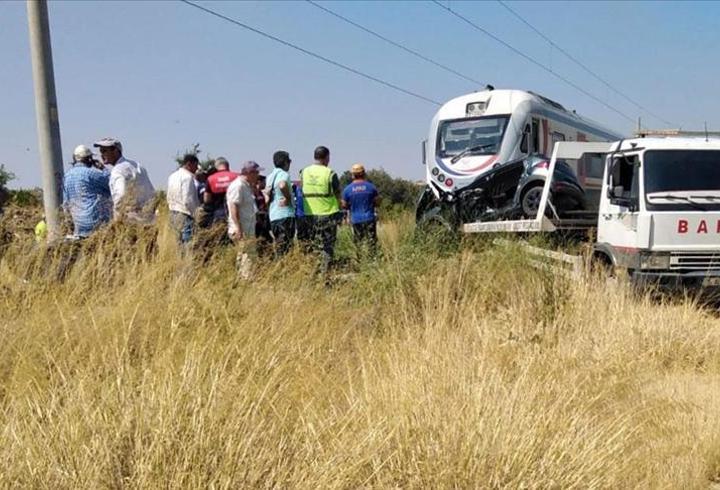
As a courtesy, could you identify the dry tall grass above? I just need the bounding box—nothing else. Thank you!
[1,215,720,488]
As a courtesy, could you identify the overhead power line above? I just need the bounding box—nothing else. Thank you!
[306,0,485,87]
[431,0,635,123]
[179,0,442,106]
[497,0,674,127]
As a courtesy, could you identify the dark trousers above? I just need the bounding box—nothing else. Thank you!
[255,212,273,257]
[310,215,338,273]
[352,220,378,253]
[271,217,296,257]
[296,216,312,250]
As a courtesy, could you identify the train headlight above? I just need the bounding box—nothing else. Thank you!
[466,102,487,117]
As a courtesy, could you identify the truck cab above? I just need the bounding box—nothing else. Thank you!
[595,137,720,287]
[462,138,720,290]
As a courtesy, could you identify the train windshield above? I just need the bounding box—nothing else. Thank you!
[437,115,510,160]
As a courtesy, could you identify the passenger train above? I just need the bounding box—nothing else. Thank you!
[417,88,624,226]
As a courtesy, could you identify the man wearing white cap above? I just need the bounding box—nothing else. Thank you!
[226,161,263,279]
[94,137,156,224]
[62,144,112,237]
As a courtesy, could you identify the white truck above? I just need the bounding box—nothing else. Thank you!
[464,137,720,290]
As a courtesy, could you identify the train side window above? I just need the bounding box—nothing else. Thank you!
[520,124,530,153]
[531,118,540,153]
[583,154,605,179]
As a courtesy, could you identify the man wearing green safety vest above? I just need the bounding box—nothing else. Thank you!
[301,145,342,274]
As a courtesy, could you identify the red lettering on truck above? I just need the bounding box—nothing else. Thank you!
[697,220,708,234]
[678,220,688,233]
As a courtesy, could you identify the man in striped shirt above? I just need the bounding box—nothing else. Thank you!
[62,145,112,238]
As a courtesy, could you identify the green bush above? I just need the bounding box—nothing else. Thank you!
[0,165,14,188]
[10,188,42,208]
[0,165,15,211]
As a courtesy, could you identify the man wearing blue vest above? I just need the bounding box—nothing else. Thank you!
[301,146,341,274]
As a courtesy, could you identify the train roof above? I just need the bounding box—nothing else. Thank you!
[435,89,622,139]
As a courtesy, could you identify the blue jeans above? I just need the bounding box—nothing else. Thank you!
[170,211,194,244]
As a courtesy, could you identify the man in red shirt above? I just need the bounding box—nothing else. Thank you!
[204,157,238,224]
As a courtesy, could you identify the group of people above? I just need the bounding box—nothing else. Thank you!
[61,138,381,277]
[62,137,156,234]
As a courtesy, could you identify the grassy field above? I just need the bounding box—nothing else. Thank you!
[1,211,720,488]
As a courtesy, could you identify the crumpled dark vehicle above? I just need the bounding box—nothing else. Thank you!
[416,156,586,228]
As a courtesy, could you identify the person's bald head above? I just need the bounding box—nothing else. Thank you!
[214,157,229,171]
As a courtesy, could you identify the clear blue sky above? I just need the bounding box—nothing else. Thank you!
[1,0,718,188]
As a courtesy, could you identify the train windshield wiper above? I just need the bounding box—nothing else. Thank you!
[450,143,496,164]
[683,194,720,201]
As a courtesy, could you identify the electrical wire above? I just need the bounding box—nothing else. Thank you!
[306,0,485,87]
[497,0,674,127]
[431,0,636,123]
[179,0,442,106]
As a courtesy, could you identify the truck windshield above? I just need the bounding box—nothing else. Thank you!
[437,115,510,160]
[645,150,720,194]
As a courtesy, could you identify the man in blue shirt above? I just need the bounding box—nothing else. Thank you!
[341,163,380,254]
[265,150,296,257]
[62,144,112,238]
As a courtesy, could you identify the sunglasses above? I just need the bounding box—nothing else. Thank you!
[99,147,116,153]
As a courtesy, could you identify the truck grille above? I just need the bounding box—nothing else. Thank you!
[670,252,720,271]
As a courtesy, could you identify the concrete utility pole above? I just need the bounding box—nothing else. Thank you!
[27,0,63,239]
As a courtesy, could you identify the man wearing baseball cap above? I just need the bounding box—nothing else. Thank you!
[341,163,380,255]
[94,137,156,224]
[62,144,112,237]
[226,160,264,279]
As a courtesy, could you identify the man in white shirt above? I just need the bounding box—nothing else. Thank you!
[94,137,156,224]
[167,154,200,243]
[226,161,263,279]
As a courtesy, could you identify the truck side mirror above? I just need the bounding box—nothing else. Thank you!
[610,185,624,198]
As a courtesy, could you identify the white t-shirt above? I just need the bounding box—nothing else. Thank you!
[226,177,257,238]
[167,167,199,217]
